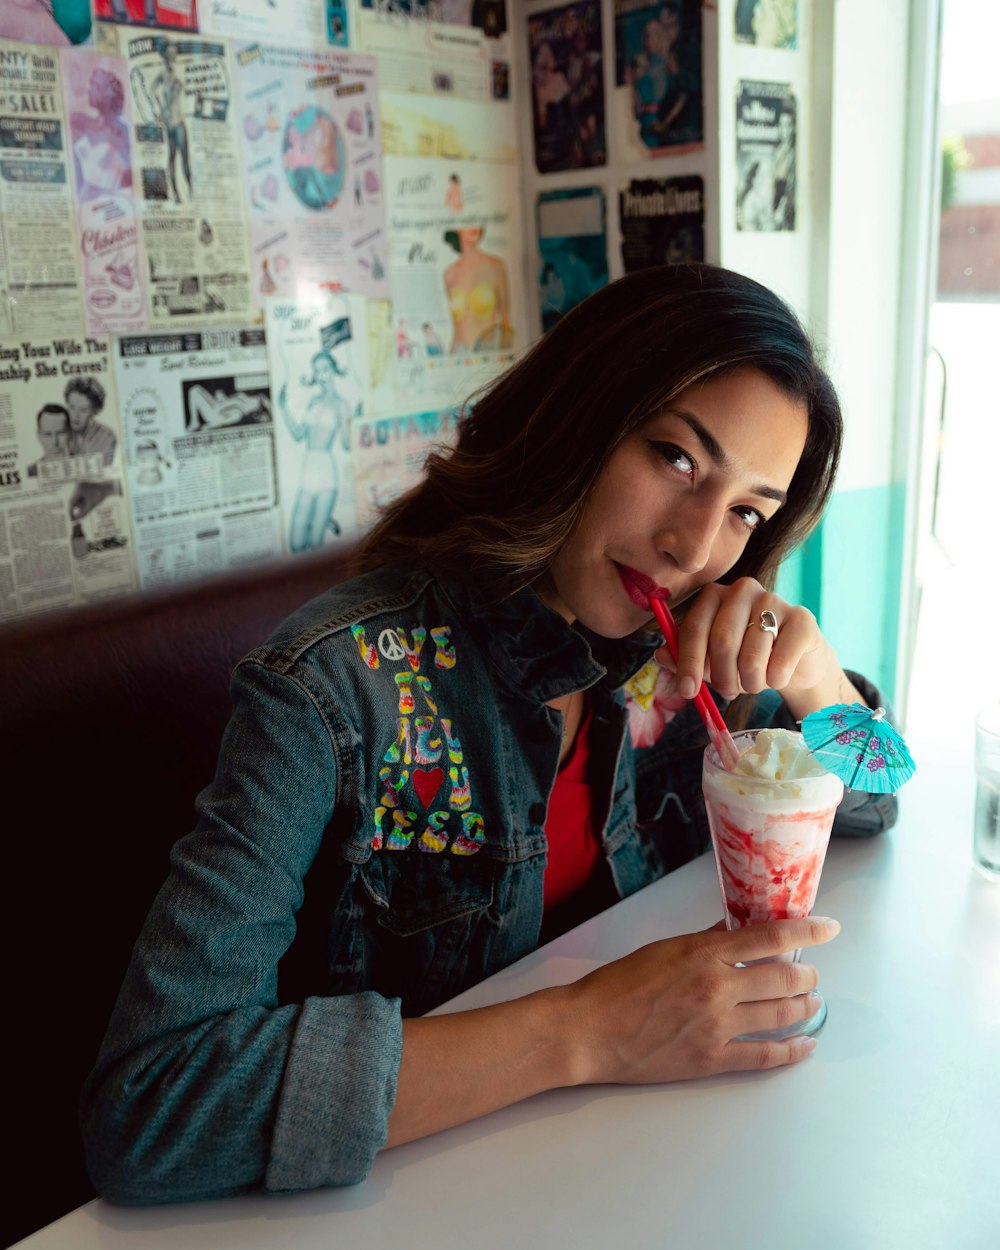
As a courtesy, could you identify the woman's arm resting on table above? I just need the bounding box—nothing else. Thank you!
[386,916,839,1149]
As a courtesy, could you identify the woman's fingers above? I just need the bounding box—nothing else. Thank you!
[708,916,840,964]
[722,1034,818,1072]
[732,990,824,1040]
[669,579,826,699]
[573,918,840,1083]
[734,958,820,1003]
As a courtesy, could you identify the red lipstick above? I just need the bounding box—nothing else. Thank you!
[616,563,657,611]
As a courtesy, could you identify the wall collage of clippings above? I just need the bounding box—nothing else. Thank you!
[0,0,801,623]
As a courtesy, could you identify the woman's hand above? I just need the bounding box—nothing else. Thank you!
[654,577,864,719]
[386,917,839,1151]
[562,916,841,1086]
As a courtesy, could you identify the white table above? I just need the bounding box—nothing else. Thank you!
[17,737,1000,1249]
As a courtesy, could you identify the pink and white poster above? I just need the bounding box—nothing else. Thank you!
[60,47,146,334]
[233,42,389,303]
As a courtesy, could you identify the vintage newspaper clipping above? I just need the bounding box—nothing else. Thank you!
[0,39,85,337]
[113,326,283,587]
[232,41,388,302]
[384,154,520,410]
[351,407,459,533]
[0,331,135,620]
[358,3,504,100]
[59,45,147,335]
[103,25,256,326]
[93,2,199,34]
[536,186,607,332]
[265,292,369,550]
[736,80,797,232]
[200,0,349,50]
[528,0,606,173]
[735,0,798,48]
[612,0,703,162]
[620,174,704,272]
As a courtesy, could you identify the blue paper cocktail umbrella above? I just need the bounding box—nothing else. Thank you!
[800,703,916,793]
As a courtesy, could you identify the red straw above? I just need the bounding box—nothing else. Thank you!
[649,589,742,771]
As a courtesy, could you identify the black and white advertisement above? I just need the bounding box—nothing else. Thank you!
[620,175,704,273]
[735,80,796,233]
[0,331,135,619]
[113,326,283,587]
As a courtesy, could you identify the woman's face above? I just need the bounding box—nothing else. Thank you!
[66,390,96,432]
[88,70,112,112]
[541,367,808,636]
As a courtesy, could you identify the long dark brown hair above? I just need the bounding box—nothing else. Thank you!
[355,264,841,605]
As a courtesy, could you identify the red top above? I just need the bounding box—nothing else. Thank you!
[543,699,600,911]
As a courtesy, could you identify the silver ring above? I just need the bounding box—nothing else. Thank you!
[758,609,779,639]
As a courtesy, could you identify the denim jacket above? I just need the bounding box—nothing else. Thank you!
[81,566,896,1206]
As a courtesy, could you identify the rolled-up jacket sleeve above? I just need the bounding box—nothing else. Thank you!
[80,660,403,1205]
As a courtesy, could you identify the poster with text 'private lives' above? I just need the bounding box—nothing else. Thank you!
[234,41,388,304]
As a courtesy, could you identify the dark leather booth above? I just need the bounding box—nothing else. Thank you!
[1,547,355,1247]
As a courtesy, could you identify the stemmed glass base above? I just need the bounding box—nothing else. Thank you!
[733,948,829,1043]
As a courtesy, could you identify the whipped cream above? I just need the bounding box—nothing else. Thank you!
[732,727,826,782]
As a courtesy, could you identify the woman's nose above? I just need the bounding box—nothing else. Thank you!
[658,501,724,574]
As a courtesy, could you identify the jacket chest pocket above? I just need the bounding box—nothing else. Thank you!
[361,850,495,936]
[358,851,498,1013]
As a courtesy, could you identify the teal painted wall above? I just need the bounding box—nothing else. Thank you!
[776,482,906,703]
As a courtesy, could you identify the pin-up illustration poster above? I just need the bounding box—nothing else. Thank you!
[536,187,607,333]
[528,0,606,173]
[234,42,388,303]
[113,30,255,326]
[60,46,147,334]
[620,175,704,273]
[613,0,703,161]
[200,0,349,49]
[736,81,796,232]
[265,293,369,551]
[385,155,520,409]
[93,1,199,30]
[735,0,798,48]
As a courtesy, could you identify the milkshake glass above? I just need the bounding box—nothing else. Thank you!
[702,728,844,1041]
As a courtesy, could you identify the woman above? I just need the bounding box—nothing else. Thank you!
[443,226,512,353]
[65,376,117,466]
[70,67,132,203]
[152,43,190,204]
[278,349,352,548]
[82,265,895,1205]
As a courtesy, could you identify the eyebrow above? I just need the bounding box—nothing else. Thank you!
[671,409,789,505]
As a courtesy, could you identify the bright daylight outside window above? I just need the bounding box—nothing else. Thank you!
[906,0,1000,740]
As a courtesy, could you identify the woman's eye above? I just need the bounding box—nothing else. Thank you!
[651,441,694,475]
[732,505,766,532]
